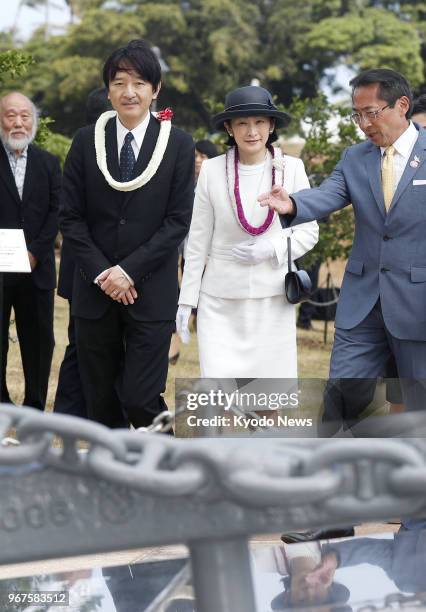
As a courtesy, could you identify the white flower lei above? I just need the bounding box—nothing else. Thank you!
[94,110,172,192]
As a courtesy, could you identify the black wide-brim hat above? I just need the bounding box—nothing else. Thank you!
[212,85,291,131]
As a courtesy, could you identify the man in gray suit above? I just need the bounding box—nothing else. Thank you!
[260,68,426,417]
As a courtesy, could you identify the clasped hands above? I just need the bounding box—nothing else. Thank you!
[258,185,295,215]
[97,265,137,305]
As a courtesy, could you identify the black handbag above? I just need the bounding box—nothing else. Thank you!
[284,235,313,304]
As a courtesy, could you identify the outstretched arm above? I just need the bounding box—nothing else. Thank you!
[259,149,351,225]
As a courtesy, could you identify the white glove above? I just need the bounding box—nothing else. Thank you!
[176,304,192,343]
[232,239,275,265]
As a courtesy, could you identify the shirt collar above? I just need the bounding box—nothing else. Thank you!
[380,121,418,157]
[116,112,151,152]
[3,142,28,161]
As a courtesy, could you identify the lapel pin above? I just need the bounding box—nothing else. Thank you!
[410,155,420,168]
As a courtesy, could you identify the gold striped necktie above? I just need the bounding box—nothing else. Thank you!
[382,145,395,211]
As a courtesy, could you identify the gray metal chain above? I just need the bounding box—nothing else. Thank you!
[137,410,175,434]
[2,404,426,521]
[306,286,339,307]
[355,590,426,611]
[138,399,191,434]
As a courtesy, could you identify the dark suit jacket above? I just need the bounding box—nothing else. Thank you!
[57,238,74,300]
[59,115,194,320]
[0,141,61,290]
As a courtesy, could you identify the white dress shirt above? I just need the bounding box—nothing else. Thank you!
[4,144,28,199]
[116,111,151,162]
[380,121,418,189]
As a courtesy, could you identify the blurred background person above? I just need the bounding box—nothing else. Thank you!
[296,152,329,331]
[53,88,113,419]
[412,93,426,128]
[194,139,219,182]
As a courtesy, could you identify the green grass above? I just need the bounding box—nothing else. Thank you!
[6,293,334,412]
[6,256,345,411]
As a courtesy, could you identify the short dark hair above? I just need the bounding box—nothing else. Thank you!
[103,39,162,90]
[195,139,219,159]
[350,68,413,119]
[413,93,426,116]
[86,87,111,124]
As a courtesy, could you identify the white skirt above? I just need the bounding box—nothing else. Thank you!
[197,292,297,378]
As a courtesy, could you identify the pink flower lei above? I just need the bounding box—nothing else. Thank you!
[226,144,282,236]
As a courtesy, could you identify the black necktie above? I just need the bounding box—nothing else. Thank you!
[120,132,136,182]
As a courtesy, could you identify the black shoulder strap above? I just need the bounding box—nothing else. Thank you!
[287,235,292,271]
[287,233,300,271]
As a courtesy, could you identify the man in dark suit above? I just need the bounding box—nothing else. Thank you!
[53,236,88,418]
[59,40,194,429]
[54,88,112,419]
[0,92,60,410]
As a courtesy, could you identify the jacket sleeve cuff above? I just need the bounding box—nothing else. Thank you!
[269,234,285,268]
[27,243,42,261]
[117,265,134,285]
[279,197,297,228]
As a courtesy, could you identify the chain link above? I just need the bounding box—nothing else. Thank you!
[87,432,206,495]
[137,410,175,434]
[355,590,426,611]
[1,404,426,519]
[306,285,339,307]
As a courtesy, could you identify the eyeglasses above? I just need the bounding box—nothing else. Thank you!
[350,104,391,125]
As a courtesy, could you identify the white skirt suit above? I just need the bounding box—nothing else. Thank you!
[179,149,319,377]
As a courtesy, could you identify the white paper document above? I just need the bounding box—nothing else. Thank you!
[0,228,31,273]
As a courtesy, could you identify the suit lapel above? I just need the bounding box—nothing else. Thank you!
[105,117,121,182]
[123,115,160,207]
[365,145,386,218]
[0,142,21,205]
[390,128,426,210]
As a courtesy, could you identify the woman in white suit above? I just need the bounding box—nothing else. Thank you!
[177,86,319,377]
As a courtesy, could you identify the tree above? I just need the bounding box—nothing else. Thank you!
[0,48,71,163]
[305,7,423,88]
[0,49,34,82]
[286,95,361,266]
[11,0,425,136]
[65,0,105,22]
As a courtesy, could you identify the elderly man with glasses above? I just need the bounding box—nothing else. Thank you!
[259,68,426,422]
